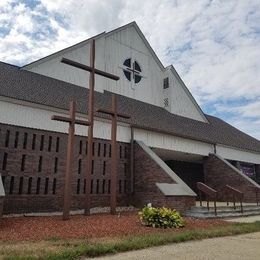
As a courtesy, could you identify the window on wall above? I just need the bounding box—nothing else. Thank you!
[123,58,142,84]
[240,163,256,180]
[163,77,169,89]
[164,98,169,108]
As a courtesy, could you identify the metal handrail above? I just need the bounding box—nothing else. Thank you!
[196,182,218,216]
[224,185,243,213]
[255,187,260,206]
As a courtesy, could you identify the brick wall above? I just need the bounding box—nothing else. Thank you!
[0,123,130,214]
[132,142,195,212]
[204,154,260,202]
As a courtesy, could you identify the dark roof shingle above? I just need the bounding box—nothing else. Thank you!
[1,61,260,153]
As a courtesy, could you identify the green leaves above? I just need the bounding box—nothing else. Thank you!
[138,206,185,228]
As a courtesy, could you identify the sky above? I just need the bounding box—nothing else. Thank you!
[0,0,260,139]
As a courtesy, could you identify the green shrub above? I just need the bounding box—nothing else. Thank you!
[138,206,185,228]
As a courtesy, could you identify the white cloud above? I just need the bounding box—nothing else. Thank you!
[0,0,259,139]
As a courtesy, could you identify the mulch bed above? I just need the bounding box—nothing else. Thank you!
[0,212,229,241]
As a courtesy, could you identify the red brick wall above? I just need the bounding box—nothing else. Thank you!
[204,154,260,202]
[0,123,130,214]
[132,142,195,212]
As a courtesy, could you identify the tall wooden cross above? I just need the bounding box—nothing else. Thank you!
[51,101,90,220]
[61,40,120,215]
[97,94,131,214]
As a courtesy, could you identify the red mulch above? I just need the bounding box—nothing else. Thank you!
[0,212,229,241]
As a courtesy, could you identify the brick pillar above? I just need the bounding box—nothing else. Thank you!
[204,154,260,202]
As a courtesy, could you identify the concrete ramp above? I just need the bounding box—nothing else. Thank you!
[132,141,196,212]
[204,153,260,202]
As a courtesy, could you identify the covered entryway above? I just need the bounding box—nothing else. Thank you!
[152,148,205,195]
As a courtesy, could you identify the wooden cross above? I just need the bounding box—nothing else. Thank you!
[97,94,131,214]
[51,101,90,220]
[61,40,120,215]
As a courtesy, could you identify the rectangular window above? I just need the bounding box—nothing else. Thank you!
[77,179,80,194]
[103,144,106,157]
[23,133,28,149]
[163,77,169,89]
[44,178,49,194]
[5,130,10,147]
[108,180,111,194]
[119,146,122,158]
[125,146,127,158]
[98,143,101,157]
[21,155,26,172]
[54,157,58,173]
[2,153,8,170]
[90,179,93,194]
[83,179,86,194]
[124,163,127,176]
[96,179,99,194]
[40,135,44,151]
[78,159,82,174]
[36,177,41,194]
[79,140,82,154]
[102,179,106,194]
[52,178,57,194]
[56,137,60,152]
[103,161,106,175]
[9,176,14,194]
[27,177,32,194]
[164,98,169,108]
[38,156,42,172]
[19,177,23,194]
[92,142,95,156]
[32,134,36,150]
[48,136,52,152]
[91,160,94,175]
[14,131,19,148]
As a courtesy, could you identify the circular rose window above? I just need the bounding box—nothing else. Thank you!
[122,58,142,84]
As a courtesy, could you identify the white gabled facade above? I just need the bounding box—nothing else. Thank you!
[23,22,207,123]
[1,21,258,165]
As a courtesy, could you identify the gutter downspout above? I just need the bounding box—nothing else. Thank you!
[213,144,217,154]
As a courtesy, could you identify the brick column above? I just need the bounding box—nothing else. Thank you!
[204,154,260,202]
[133,141,196,212]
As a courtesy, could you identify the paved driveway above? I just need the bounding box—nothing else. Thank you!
[92,232,260,260]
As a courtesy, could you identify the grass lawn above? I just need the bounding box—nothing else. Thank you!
[1,213,260,259]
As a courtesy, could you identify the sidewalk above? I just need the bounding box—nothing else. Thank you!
[93,232,260,260]
[226,215,260,223]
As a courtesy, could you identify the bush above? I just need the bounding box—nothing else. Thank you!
[138,206,185,228]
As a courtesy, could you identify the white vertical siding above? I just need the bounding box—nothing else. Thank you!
[24,24,209,123]
[134,128,214,156]
[163,68,206,122]
[25,25,164,107]
[0,100,131,142]
[216,145,260,164]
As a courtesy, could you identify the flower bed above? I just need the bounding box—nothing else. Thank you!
[0,211,230,242]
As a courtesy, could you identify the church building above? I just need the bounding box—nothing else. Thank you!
[0,22,260,215]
